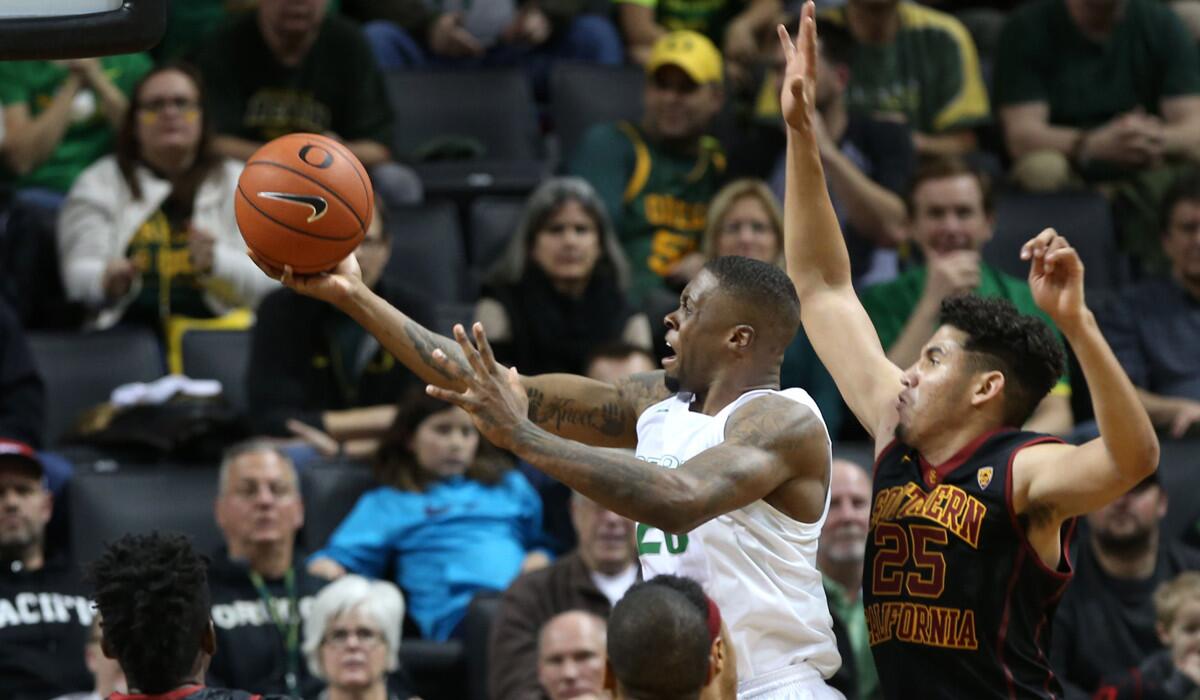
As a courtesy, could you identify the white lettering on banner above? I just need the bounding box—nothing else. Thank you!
[0,593,91,628]
[16,592,40,624]
[212,596,316,630]
[0,599,19,627]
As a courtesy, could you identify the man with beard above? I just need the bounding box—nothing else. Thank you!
[1051,471,1200,698]
[818,458,879,700]
[0,439,92,700]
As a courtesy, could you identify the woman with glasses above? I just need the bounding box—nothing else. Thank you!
[57,63,276,332]
[303,575,416,700]
[700,179,846,437]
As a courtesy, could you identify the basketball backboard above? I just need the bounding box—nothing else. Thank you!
[0,0,166,60]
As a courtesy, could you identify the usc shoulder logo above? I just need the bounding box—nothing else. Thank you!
[977,467,994,490]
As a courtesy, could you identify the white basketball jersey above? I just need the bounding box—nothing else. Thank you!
[635,388,841,686]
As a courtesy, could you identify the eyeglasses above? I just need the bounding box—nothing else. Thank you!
[323,626,385,648]
[721,220,773,235]
[138,96,200,114]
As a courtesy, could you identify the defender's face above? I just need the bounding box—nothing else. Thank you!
[895,326,975,446]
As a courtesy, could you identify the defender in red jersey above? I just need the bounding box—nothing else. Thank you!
[778,4,1160,698]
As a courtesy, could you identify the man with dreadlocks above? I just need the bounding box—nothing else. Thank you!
[87,532,293,700]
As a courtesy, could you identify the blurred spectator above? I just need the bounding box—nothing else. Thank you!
[0,55,151,195]
[154,0,258,63]
[58,64,277,333]
[818,0,989,158]
[209,441,326,697]
[537,610,608,700]
[247,203,427,454]
[994,0,1200,193]
[585,341,658,383]
[606,575,733,700]
[766,20,910,286]
[858,157,1075,436]
[0,441,92,700]
[0,298,45,449]
[1100,173,1200,439]
[1052,472,1200,698]
[476,177,653,377]
[817,459,879,700]
[489,492,637,700]
[49,617,127,700]
[567,30,727,308]
[308,390,548,641]
[1093,572,1200,700]
[302,575,416,700]
[194,0,423,208]
[699,179,845,437]
[615,0,781,81]
[355,0,622,98]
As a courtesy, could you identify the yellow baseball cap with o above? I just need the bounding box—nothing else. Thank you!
[646,30,724,85]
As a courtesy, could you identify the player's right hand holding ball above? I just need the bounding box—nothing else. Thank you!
[248,251,363,308]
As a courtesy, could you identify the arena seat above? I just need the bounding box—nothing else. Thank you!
[68,467,222,565]
[384,69,546,197]
[298,462,377,553]
[384,200,469,304]
[29,328,164,446]
[984,190,1128,291]
[551,62,644,164]
[181,328,252,415]
[467,195,525,285]
[1159,437,1200,542]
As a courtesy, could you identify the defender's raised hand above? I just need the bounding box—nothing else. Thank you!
[1022,228,1087,329]
[777,1,818,136]
[425,322,530,452]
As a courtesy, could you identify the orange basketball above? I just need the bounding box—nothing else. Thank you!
[235,133,374,274]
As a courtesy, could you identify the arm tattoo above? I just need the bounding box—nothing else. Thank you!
[526,388,628,437]
[402,321,470,383]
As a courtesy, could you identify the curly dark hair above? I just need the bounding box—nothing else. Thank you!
[87,532,211,694]
[939,295,1065,427]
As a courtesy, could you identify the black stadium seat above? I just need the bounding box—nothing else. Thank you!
[467,195,525,284]
[181,328,252,415]
[298,463,378,554]
[551,62,644,164]
[29,328,164,445]
[384,200,469,304]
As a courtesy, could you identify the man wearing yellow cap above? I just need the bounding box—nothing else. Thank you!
[567,30,727,310]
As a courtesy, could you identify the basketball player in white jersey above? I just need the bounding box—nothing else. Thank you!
[251,252,843,699]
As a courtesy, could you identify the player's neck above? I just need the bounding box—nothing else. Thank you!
[695,372,780,416]
[231,539,294,579]
[913,419,998,467]
[326,681,388,700]
[1090,532,1159,580]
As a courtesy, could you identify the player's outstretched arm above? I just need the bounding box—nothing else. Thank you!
[1012,230,1159,521]
[427,325,825,531]
[249,253,666,447]
[777,4,903,439]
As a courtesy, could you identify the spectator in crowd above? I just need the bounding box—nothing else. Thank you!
[58,63,276,334]
[567,29,727,308]
[49,617,127,700]
[1094,572,1200,700]
[308,389,548,641]
[0,55,151,196]
[1100,173,1200,438]
[584,342,658,384]
[0,441,92,700]
[994,0,1200,194]
[818,0,989,157]
[88,532,291,700]
[490,492,638,700]
[817,458,880,700]
[193,0,422,207]
[303,574,416,700]
[1052,472,1200,697]
[615,0,781,80]
[353,0,623,98]
[476,177,653,377]
[767,20,911,287]
[154,0,257,63]
[247,202,428,457]
[698,179,845,437]
[605,575,733,700]
[537,610,609,700]
[858,157,1075,435]
[209,440,327,697]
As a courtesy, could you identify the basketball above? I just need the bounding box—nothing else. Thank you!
[235,133,374,274]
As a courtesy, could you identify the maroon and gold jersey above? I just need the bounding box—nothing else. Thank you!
[864,429,1076,699]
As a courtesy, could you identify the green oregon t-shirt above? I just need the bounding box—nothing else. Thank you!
[567,121,726,304]
[859,263,1071,393]
[615,0,743,43]
[0,54,152,192]
[819,2,990,134]
[123,202,215,329]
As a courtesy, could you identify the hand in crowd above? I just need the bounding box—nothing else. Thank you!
[102,258,139,301]
[503,6,552,46]
[286,418,340,457]
[429,12,484,59]
[924,249,982,302]
[308,556,348,580]
[1081,110,1166,166]
[1022,228,1088,331]
[1167,399,1200,439]
[188,225,216,275]
[520,550,552,573]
